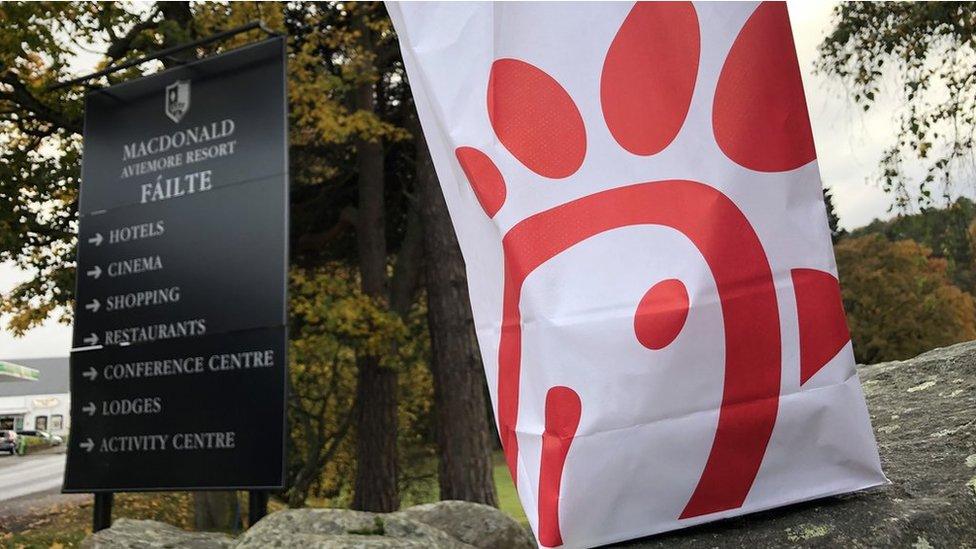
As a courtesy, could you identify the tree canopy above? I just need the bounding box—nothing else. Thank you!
[0,2,291,331]
[818,2,976,211]
[850,197,976,293]
[836,233,976,363]
[1,0,499,513]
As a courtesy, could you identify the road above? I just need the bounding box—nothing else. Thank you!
[0,450,66,503]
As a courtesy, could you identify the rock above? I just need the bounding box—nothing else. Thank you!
[393,500,536,549]
[80,518,234,549]
[79,501,531,548]
[236,508,473,548]
[618,340,976,548]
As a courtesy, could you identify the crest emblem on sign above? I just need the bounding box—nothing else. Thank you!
[165,80,190,123]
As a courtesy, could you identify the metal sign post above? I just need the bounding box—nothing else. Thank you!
[93,493,113,532]
[248,490,269,526]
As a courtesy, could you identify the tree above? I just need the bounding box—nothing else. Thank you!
[2,1,498,514]
[415,129,498,505]
[818,2,976,211]
[285,2,424,511]
[287,265,434,508]
[848,197,976,293]
[824,187,845,243]
[286,266,362,508]
[835,234,976,363]
[0,1,292,529]
[0,2,282,333]
[287,3,498,510]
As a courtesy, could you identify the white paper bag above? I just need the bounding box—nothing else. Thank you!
[388,2,886,547]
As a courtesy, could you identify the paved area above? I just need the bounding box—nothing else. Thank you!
[0,449,66,503]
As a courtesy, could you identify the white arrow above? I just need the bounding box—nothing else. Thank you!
[85,299,100,313]
[82,367,98,381]
[83,333,99,346]
[82,402,96,416]
[87,233,103,246]
[79,438,94,453]
[86,265,102,279]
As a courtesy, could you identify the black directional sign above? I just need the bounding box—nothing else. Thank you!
[63,37,288,492]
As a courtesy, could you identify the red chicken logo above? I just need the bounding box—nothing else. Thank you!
[449,3,853,546]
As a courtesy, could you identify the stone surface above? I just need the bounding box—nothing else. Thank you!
[81,503,530,549]
[619,341,976,548]
[80,518,234,549]
[235,508,473,548]
[393,500,536,549]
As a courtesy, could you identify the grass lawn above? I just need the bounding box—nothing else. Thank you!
[1,492,196,549]
[492,451,527,526]
[389,450,527,526]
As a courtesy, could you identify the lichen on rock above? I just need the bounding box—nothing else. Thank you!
[80,518,234,549]
[392,500,536,549]
[80,502,531,549]
[236,508,471,548]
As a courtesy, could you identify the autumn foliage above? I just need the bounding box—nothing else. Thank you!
[3,1,976,524]
[836,234,976,364]
[287,265,434,508]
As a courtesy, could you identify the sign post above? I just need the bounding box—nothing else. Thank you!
[93,493,113,532]
[63,36,289,529]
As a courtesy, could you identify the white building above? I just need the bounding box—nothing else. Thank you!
[0,357,70,435]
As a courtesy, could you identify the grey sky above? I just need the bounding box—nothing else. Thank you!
[0,1,940,358]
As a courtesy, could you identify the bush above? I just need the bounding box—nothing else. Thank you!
[836,234,976,363]
[17,435,48,455]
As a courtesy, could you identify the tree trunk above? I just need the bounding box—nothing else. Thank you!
[350,75,400,512]
[193,492,240,532]
[351,355,401,512]
[416,129,499,506]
